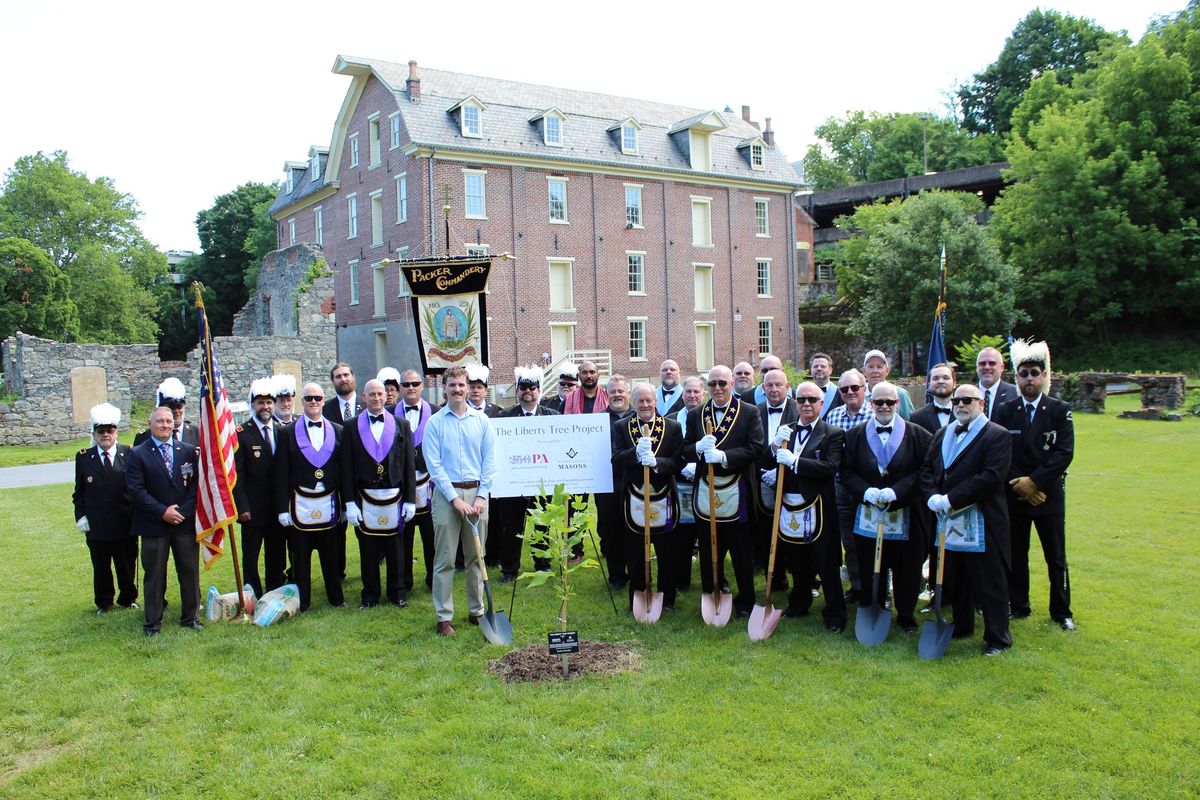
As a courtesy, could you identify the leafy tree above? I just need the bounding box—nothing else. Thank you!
[67,245,160,344]
[958,9,1127,136]
[189,182,276,335]
[801,111,1003,190]
[0,237,79,341]
[242,193,280,294]
[834,191,1024,347]
[992,6,1200,347]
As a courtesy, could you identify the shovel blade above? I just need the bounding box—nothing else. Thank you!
[701,591,733,627]
[480,609,513,646]
[748,603,782,641]
[855,604,892,646]
[633,590,664,623]
[918,618,953,660]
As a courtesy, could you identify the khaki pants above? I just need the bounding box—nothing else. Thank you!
[431,488,488,622]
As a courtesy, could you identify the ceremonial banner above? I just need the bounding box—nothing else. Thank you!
[401,258,491,374]
[490,416,613,498]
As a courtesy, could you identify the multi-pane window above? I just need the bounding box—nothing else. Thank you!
[309,153,321,182]
[625,185,642,227]
[751,143,764,169]
[466,244,489,257]
[627,252,645,294]
[755,199,770,237]
[396,174,408,223]
[548,259,574,310]
[390,114,402,149]
[464,171,486,219]
[545,115,562,146]
[694,263,714,311]
[628,319,646,360]
[396,246,410,297]
[548,178,568,223]
[314,207,323,246]
[758,319,773,357]
[691,198,712,246]
[347,194,358,239]
[349,134,359,168]
[756,258,771,296]
[349,259,360,305]
[622,124,638,154]
[462,105,481,137]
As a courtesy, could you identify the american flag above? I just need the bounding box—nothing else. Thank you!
[194,286,238,569]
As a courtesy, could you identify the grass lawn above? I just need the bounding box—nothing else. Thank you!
[0,394,1196,798]
[0,401,154,468]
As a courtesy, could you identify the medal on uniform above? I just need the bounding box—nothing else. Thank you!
[86,476,93,483]
[377,464,385,476]
[314,468,324,479]
[310,510,321,520]
[377,515,388,525]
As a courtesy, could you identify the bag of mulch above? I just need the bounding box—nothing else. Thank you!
[205,584,257,621]
[253,583,301,627]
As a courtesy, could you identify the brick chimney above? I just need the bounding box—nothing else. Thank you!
[763,117,775,147]
[406,60,421,102]
[741,105,761,130]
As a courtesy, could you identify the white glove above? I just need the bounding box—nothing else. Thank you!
[776,448,798,468]
[402,502,416,522]
[927,494,951,513]
[639,453,656,467]
[879,488,897,506]
[76,516,90,533]
[864,487,881,505]
[345,502,362,527]
[704,448,725,465]
[681,463,696,481]
[278,512,293,527]
[773,425,792,447]
[636,437,653,457]
[760,469,776,488]
[695,434,717,454]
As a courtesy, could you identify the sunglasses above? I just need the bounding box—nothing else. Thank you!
[303,395,324,403]
[93,425,117,433]
[872,399,897,407]
[839,385,862,394]
[1017,368,1043,378]
[795,396,822,405]
[950,396,979,406]
[707,380,730,388]
[400,381,422,388]
[517,382,539,390]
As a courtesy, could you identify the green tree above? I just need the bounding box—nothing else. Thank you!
[801,111,1003,191]
[992,6,1200,347]
[958,9,1127,136]
[0,237,79,341]
[242,192,280,294]
[834,192,1024,348]
[190,182,276,335]
[67,245,160,344]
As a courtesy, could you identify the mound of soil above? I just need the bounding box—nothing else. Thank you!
[488,640,641,683]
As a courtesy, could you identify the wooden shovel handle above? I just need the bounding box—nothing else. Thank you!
[642,423,653,601]
[765,444,787,605]
[704,419,719,592]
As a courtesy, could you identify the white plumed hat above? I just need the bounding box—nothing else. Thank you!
[377,367,402,386]
[156,377,186,405]
[558,361,579,379]
[272,374,296,397]
[249,378,276,402]
[514,365,543,384]
[1010,338,1050,372]
[90,402,120,428]
[465,364,490,384]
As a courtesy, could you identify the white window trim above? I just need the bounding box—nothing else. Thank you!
[547,256,576,312]
[367,112,382,168]
[624,183,644,229]
[348,133,360,168]
[346,193,358,239]
[693,262,715,312]
[461,103,483,138]
[463,169,488,220]
[348,259,360,305]
[750,143,765,170]
[314,206,323,247]
[372,262,387,318]
[691,196,713,248]
[287,218,296,247]
[754,197,771,238]
[626,250,646,296]
[309,154,321,183]
[285,171,294,194]
[395,173,408,224]
[628,316,648,362]
[757,316,774,357]
[547,176,569,224]
[396,247,411,297]
[622,124,639,155]
[389,112,402,151]
[465,243,490,257]
[756,257,773,298]
[369,189,384,248]
[544,113,564,147]
[694,322,716,371]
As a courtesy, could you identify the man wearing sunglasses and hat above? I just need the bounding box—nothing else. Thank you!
[233,378,287,597]
[993,339,1076,631]
[540,361,579,414]
[73,403,138,615]
[134,377,198,446]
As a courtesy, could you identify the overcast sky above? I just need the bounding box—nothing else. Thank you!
[0,0,1173,252]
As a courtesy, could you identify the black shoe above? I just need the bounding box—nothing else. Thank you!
[394,596,408,609]
[1058,617,1076,631]
[734,607,751,619]
[330,602,348,608]
[608,578,628,590]
[720,582,731,594]
[782,605,809,618]
[144,629,159,638]
[358,602,377,610]
[983,644,1005,656]
[827,624,844,634]
[663,600,675,611]
[182,621,203,630]
[844,588,861,604]
[96,607,110,616]
[898,618,918,634]
[1009,608,1031,620]
[952,629,973,640]
[119,602,139,610]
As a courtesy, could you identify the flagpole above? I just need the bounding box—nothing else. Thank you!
[225,523,249,619]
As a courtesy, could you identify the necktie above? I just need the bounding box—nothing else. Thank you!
[877,426,892,434]
[1026,403,1036,423]
[984,388,992,416]
[262,424,274,454]
[768,407,783,415]
[174,427,182,442]
[343,401,351,420]
[102,451,113,471]
[370,414,384,424]
[524,412,533,417]
[160,442,173,476]
[955,423,969,436]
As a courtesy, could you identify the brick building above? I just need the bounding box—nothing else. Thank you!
[268,56,805,388]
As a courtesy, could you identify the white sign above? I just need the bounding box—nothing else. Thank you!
[490,416,613,498]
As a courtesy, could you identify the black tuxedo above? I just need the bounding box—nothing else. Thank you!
[910,402,954,434]
[134,422,198,448]
[73,444,136,609]
[539,394,567,414]
[753,398,799,570]
[657,386,685,417]
[994,394,1075,621]
[396,400,436,590]
[980,381,1017,418]
[582,407,632,577]
[125,437,200,632]
[840,421,933,623]
[681,397,764,613]
[469,402,505,418]
[817,383,844,419]
[275,417,345,610]
[921,419,1013,649]
[492,404,561,578]
[612,414,684,604]
[233,418,287,596]
[323,395,363,425]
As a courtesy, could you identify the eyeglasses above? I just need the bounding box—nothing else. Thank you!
[559,379,576,386]
[302,395,324,403]
[1017,368,1043,378]
[872,399,897,408]
[977,360,999,366]
[795,396,822,405]
[950,397,979,406]
[839,385,862,394]
[707,380,729,388]
[93,425,117,433]
[400,381,422,388]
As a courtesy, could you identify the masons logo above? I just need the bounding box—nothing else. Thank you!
[565,448,579,460]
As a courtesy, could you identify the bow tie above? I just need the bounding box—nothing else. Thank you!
[955,423,970,435]
[876,426,892,434]
[768,407,783,415]
[937,407,951,414]
[662,388,674,396]
[405,406,420,413]
[307,420,322,428]
[798,424,812,433]
[369,414,384,424]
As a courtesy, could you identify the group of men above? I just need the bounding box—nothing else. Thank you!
[75,340,1075,654]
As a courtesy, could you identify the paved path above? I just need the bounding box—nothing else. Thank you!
[0,461,73,489]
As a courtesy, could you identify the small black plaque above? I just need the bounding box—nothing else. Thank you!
[548,630,580,656]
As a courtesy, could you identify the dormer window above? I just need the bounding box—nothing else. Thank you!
[669,111,727,172]
[282,160,306,194]
[449,96,488,139]
[608,117,643,155]
[545,115,562,146]
[751,143,764,168]
[309,153,321,182]
[736,136,768,171]
[285,171,294,193]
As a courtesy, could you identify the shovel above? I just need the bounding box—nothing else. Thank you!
[466,515,513,646]
[700,421,733,627]
[632,435,663,623]
[748,454,786,640]
[919,515,953,660]
[855,513,891,645]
